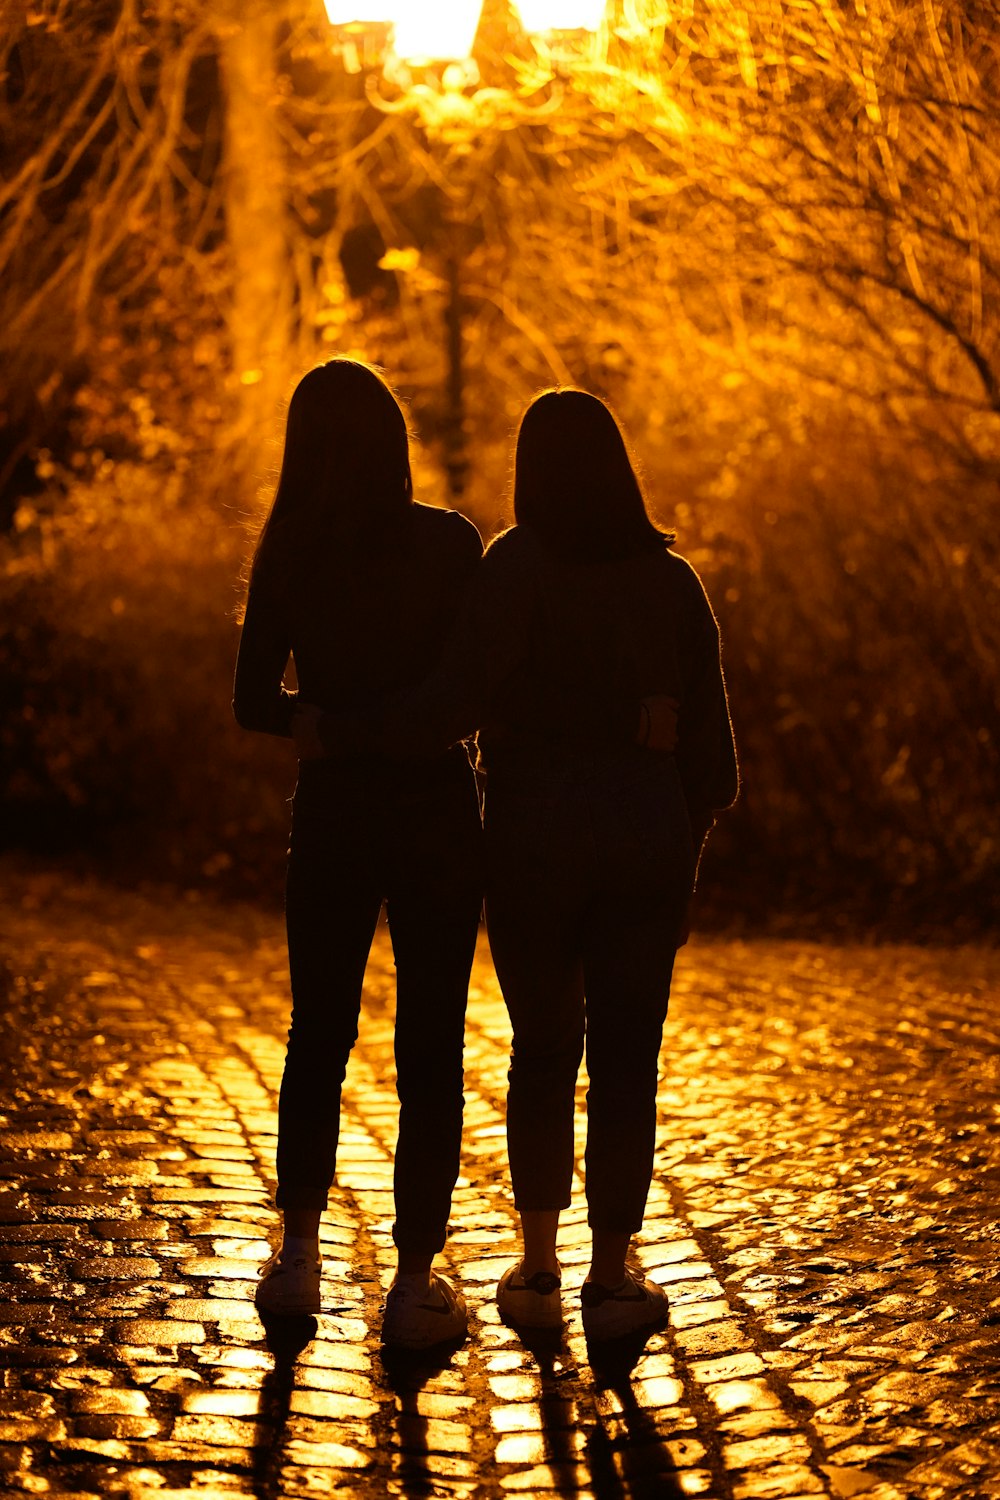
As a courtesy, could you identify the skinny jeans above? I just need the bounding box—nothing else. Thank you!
[276,750,483,1256]
[484,746,695,1235]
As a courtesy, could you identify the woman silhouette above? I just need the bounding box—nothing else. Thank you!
[233,359,483,1348]
[332,387,738,1342]
[479,390,737,1340]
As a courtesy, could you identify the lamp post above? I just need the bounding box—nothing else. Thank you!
[324,0,608,500]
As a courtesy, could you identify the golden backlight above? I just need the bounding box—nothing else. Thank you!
[323,1,395,22]
[394,3,482,62]
[513,0,607,30]
[324,0,608,59]
[323,2,484,62]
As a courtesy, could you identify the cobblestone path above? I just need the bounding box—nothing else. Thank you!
[1,867,999,1500]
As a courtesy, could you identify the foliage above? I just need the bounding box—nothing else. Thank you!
[0,453,293,886]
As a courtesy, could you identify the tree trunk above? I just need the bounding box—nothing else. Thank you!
[218,3,292,464]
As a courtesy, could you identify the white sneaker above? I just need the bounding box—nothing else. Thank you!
[381,1272,468,1350]
[581,1270,668,1341]
[255,1250,322,1316]
[496,1262,563,1329]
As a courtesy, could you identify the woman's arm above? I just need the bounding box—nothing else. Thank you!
[674,571,739,851]
[232,580,297,738]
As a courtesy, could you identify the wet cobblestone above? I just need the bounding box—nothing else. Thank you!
[1,865,999,1498]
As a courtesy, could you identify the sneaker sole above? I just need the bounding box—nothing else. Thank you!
[497,1294,563,1329]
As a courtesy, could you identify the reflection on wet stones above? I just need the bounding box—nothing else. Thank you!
[2,879,1000,1495]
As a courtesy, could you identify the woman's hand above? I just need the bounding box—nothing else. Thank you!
[639,694,680,752]
[292,703,327,761]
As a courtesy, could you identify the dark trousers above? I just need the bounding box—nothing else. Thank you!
[485,748,695,1236]
[276,752,483,1256]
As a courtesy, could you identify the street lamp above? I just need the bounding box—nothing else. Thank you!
[324,2,484,70]
[324,0,609,499]
[513,0,607,32]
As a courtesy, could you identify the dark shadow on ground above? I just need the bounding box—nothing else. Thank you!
[526,1327,588,1486]
[503,1321,686,1498]
[252,1314,318,1500]
[587,1328,687,1499]
[379,1338,468,1497]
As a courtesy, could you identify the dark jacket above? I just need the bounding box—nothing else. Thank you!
[233,503,483,741]
[379,525,738,844]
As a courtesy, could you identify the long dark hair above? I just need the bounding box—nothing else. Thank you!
[513,388,674,561]
[251,359,413,586]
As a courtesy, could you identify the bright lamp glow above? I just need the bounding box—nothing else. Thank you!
[392,2,484,62]
[323,2,392,20]
[514,0,607,31]
[324,2,483,63]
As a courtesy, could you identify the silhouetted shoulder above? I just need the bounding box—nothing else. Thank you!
[484,525,532,554]
[411,502,483,564]
[659,548,720,629]
[480,524,541,574]
[660,546,706,587]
